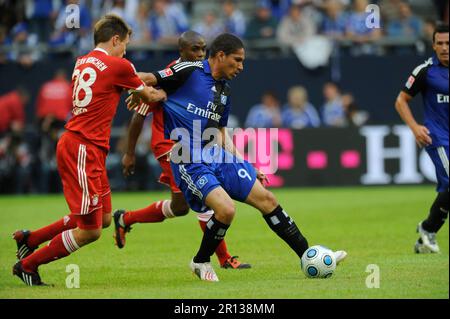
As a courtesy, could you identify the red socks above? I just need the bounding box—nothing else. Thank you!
[123,201,166,225]
[22,230,79,272]
[27,215,77,248]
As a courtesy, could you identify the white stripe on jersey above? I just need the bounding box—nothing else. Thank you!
[437,147,449,177]
[173,61,203,72]
[412,58,433,76]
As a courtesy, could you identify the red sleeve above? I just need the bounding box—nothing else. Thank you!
[114,59,145,91]
[11,98,25,125]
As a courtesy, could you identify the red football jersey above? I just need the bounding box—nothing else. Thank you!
[65,48,144,151]
[135,59,179,159]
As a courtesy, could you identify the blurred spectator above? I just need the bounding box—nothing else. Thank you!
[166,0,190,31]
[110,0,139,22]
[346,0,382,55]
[245,91,282,128]
[8,21,40,67]
[193,11,224,44]
[386,2,422,38]
[276,4,317,46]
[245,2,279,40]
[35,69,71,192]
[282,86,320,128]
[379,0,403,25]
[49,0,92,51]
[36,69,72,123]
[222,0,247,38]
[341,93,369,126]
[321,82,347,127]
[0,89,28,135]
[422,19,437,55]
[128,1,152,45]
[0,88,32,193]
[24,0,60,44]
[0,26,9,64]
[320,0,348,40]
[147,0,189,45]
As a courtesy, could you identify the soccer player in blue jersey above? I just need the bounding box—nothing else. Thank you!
[129,33,347,281]
[395,24,449,254]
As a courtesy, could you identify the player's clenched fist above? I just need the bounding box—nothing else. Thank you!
[122,153,136,177]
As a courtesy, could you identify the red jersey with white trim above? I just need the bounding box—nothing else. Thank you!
[135,59,179,159]
[65,48,145,151]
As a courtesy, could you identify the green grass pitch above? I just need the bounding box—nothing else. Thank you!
[0,186,448,299]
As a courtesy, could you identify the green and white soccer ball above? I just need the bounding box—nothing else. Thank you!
[301,245,336,278]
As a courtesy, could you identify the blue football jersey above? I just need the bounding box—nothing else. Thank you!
[402,55,449,147]
[152,60,231,159]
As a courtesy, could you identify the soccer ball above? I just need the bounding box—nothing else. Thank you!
[301,245,336,278]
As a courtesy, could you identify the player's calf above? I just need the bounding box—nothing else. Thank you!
[72,228,102,246]
[246,181,309,259]
[170,199,190,217]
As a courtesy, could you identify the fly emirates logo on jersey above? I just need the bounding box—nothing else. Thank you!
[71,56,108,116]
[186,101,222,123]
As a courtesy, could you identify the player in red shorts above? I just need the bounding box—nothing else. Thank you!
[113,31,250,270]
[12,14,167,286]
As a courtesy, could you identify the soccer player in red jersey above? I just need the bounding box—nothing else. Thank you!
[12,14,167,286]
[113,31,250,269]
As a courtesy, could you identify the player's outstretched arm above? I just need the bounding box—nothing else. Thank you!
[395,91,432,147]
[122,112,145,177]
[127,86,166,110]
[137,72,158,86]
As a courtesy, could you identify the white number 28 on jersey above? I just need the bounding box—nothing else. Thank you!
[72,67,97,108]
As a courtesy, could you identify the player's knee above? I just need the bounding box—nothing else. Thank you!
[75,228,102,246]
[218,202,236,219]
[102,214,111,228]
[262,190,278,212]
[171,201,190,217]
[85,229,102,243]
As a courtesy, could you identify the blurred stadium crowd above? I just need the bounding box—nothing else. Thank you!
[0,0,448,64]
[0,0,448,194]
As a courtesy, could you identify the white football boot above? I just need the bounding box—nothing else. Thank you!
[333,250,348,265]
[416,222,440,253]
[190,259,219,282]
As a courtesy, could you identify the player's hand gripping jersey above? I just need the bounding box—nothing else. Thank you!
[134,59,180,159]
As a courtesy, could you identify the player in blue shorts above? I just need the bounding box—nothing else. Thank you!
[395,24,449,253]
[129,33,347,281]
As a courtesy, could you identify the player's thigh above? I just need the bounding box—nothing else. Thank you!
[204,187,236,223]
[172,163,221,213]
[218,156,257,203]
[245,179,278,215]
[56,133,104,216]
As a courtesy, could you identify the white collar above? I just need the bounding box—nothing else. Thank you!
[94,47,109,55]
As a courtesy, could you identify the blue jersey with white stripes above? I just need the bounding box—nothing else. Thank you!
[151,60,231,158]
[402,55,449,148]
